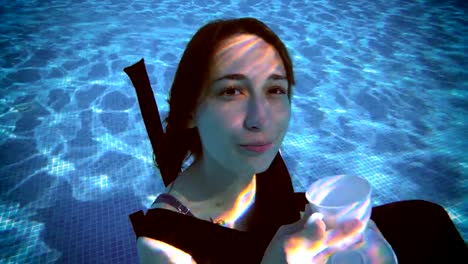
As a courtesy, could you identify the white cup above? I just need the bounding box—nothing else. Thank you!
[305,175,372,233]
[306,175,398,264]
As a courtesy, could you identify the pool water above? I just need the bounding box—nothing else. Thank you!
[0,0,466,263]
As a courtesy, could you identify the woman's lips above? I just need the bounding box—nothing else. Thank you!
[240,143,273,153]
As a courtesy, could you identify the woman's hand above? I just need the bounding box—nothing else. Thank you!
[261,205,365,264]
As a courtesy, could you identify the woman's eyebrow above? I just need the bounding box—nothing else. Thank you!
[212,73,287,83]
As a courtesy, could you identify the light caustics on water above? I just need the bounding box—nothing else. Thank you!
[212,33,286,89]
[216,174,257,228]
[145,175,257,263]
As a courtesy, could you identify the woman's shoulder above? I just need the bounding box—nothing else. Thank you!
[150,194,184,212]
[150,176,195,215]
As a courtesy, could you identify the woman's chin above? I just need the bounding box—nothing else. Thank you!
[253,155,277,174]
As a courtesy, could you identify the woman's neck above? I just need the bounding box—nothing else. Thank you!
[171,158,257,229]
[190,159,255,206]
[198,157,255,198]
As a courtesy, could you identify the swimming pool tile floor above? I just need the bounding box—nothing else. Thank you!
[1,0,466,263]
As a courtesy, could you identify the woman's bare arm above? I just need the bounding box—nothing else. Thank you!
[136,202,197,264]
[137,236,196,264]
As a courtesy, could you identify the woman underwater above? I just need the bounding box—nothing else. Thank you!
[131,17,375,263]
[128,17,468,264]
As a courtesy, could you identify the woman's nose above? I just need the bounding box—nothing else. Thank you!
[244,97,270,131]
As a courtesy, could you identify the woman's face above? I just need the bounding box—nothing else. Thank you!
[190,33,291,175]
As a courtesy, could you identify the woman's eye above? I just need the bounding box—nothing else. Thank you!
[219,86,286,97]
[270,86,287,95]
[221,87,241,96]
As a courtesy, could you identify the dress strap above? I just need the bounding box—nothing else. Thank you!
[153,193,195,217]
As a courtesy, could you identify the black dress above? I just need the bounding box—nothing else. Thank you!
[131,207,277,264]
[130,195,468,264]
[130,164,308,264]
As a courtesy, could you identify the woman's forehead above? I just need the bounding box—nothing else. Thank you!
[210,33,286,79]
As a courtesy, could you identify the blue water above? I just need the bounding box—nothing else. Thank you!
[0,0,466,263]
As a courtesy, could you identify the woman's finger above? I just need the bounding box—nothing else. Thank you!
[299,204,314,224]
[276,208,315,237]
[284,213,329,263]
[299,213,326,240]
[306,212,324,227]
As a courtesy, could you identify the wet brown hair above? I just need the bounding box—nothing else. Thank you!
[155,17,295,185]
